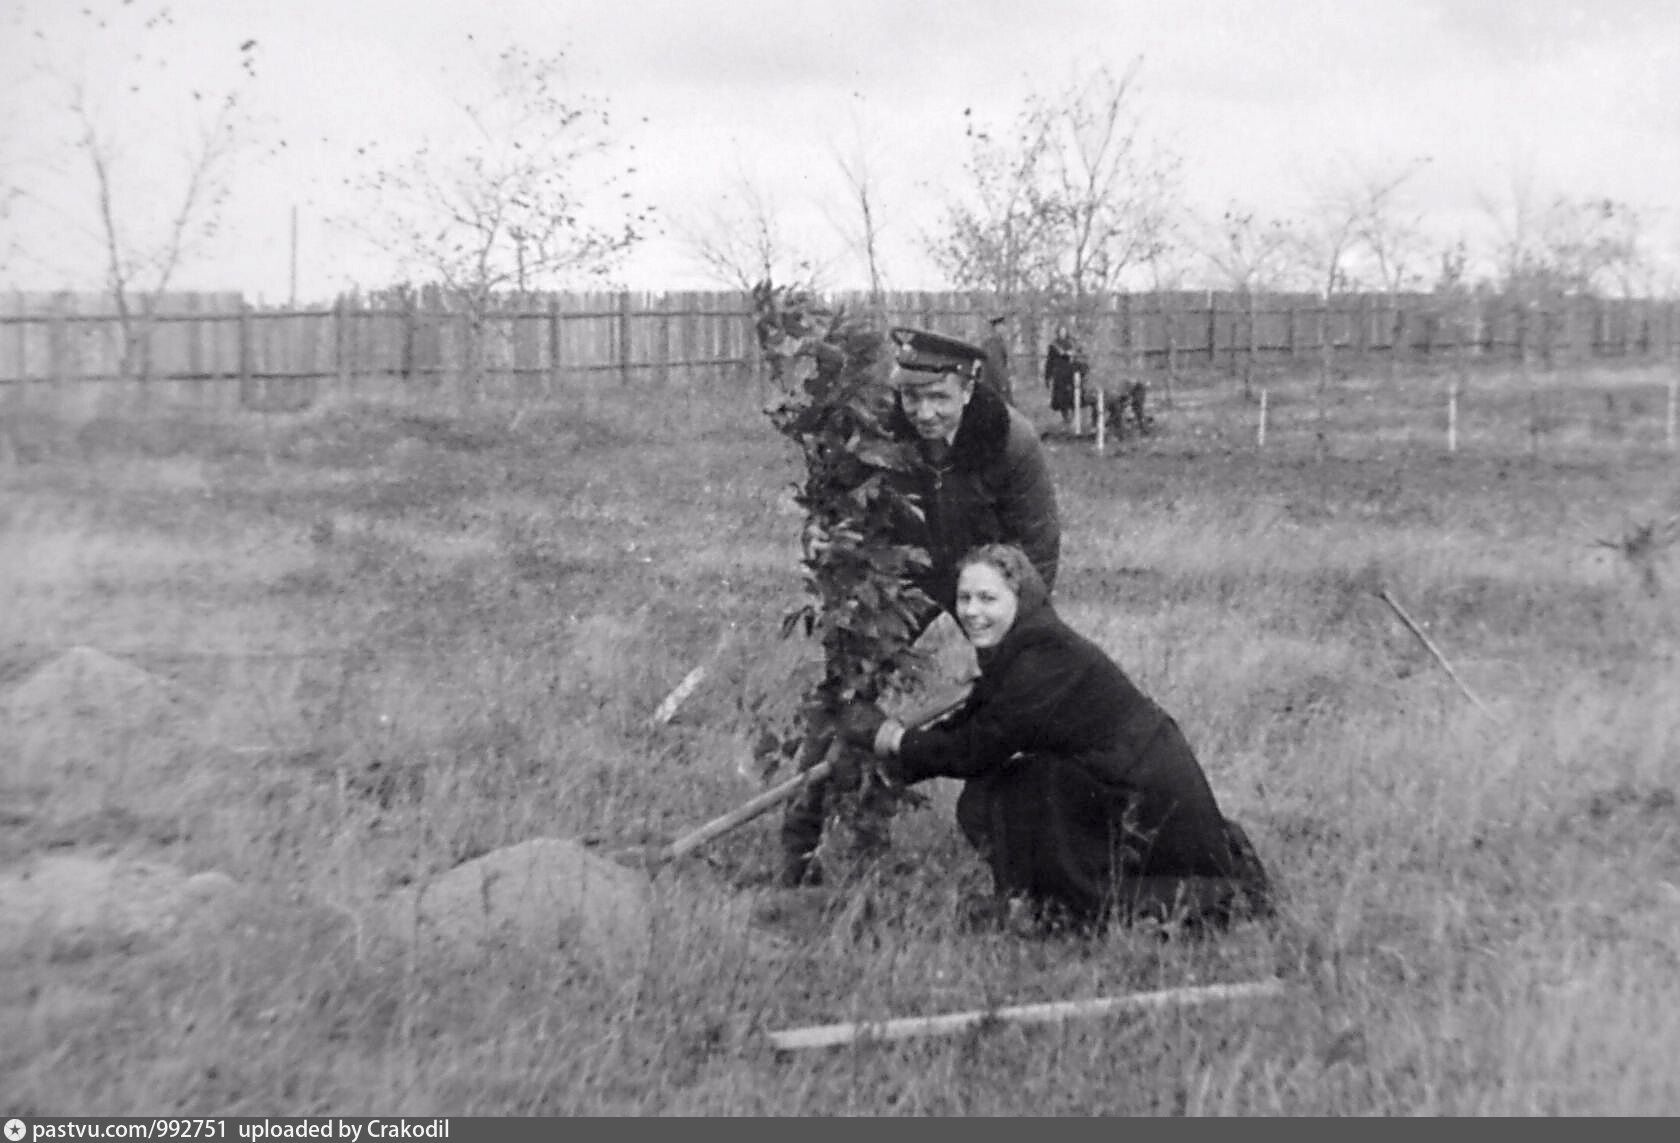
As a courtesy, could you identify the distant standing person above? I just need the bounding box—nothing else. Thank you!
[979,314,1014,406]
[1043,324,1085,428]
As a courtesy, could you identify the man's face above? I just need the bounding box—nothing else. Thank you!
[897,372,973,441]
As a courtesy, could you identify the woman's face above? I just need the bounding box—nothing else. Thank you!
[955,561,1020,650]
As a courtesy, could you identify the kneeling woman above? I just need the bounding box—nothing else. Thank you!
[839,543,1273,932]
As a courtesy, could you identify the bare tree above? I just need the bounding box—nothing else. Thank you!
[70,81,247,378]
[927,61,1180,330]
[343,43,649,397]
[1348,158,1432,297]
[824,112,889,304]
[1535,197,1646,299]
[675,155,824,292]
[1287,166,1372,453]
[1335,157,1433,376]
[1195,205,1296,294]
[21,1,260,377]
[1478,160,1548,297]
[926,104,1060,302]
[1035,61,1180,314]
[1193,204,1297,398]
[1479,162,1650,378]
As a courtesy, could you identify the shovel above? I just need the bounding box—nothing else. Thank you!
[619,681,974,870]
[620,609,980,869]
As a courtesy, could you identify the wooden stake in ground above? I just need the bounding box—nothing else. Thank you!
[1257,388,1268,449]
[652,662,709,725]
[1379,589,1498,721]
[651,629,735,725]
[767,978,1287,1051]
[1667,371,1676,451]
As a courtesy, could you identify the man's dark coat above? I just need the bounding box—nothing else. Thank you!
[980,330,1013,405]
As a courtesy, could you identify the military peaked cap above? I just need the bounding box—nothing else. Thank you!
[889,327,987,384]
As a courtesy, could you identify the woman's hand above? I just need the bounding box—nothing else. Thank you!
[835,702,888,749]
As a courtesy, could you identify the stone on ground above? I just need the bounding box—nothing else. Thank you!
[0,851,239,956]
[384,837,652,980]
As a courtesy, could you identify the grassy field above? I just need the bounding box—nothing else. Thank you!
[2,357,1678,1115]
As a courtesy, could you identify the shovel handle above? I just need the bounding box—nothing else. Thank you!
[656,685,972,865]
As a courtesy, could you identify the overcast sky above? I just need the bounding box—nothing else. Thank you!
[4,0,1678,302]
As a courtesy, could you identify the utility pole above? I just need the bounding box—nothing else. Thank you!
[289,205,298,307]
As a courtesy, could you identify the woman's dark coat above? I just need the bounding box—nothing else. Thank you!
[884,382,1061,614]
[895,593,1272,928]
[1043,336,1084,415]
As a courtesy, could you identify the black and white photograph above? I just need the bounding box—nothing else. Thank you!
[2,0,1677,1118]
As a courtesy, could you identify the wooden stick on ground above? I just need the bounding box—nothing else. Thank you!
[1378,589,1499,721]
[767,978,1287,1051]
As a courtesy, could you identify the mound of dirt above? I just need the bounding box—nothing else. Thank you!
[2,645,181,717]
[381,837,652,981]
[0,851,239,957]
[0,646,203,822]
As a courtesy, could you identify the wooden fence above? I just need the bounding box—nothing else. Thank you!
[3,289,1677,410]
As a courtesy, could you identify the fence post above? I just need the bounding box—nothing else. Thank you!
[1206,291,1219,371]
[1161,297,1176,409]
[49,302,65,390]
[183,292,201,386]
[618,291,633,386]
[658,293,672,388]
[1118,291,1132,376]
[1315,296,1330,456]
[1242,290,1257,398]
[400,295,415,382]
[1128,293,1143,376]
[1521,302,1541,455]
[1448,307,1461,454]
[333,298,348,391]
[11,291,25,387]
[1667,364,1677,452]
[548,298,562,397]
[238,301,253,408]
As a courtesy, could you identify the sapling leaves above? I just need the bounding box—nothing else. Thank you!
[752,280,935,828]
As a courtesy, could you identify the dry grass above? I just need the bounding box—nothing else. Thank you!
[1,358,1678,1115]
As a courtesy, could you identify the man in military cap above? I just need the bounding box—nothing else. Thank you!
[881,326,1060,612]
[776,325,1062,887]
[979,314,1015,406]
